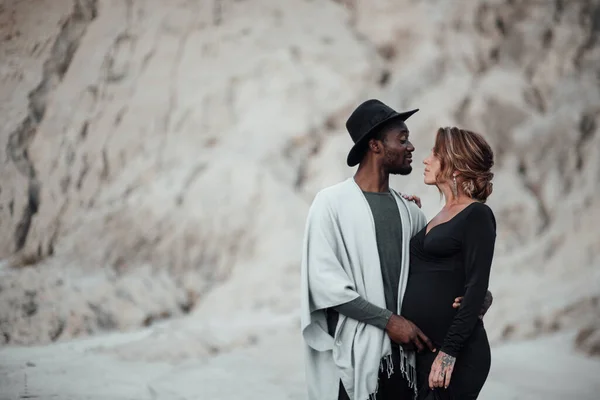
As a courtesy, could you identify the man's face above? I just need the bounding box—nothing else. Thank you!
[380,122,415,175]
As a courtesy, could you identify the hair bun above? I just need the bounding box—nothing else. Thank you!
[469,172,494,202]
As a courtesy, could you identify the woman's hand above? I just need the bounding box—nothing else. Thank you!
[452,289,494,319]
[429,350,456,389]
[401,193,422,208]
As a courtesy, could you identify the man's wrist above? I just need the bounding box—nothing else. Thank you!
[373,309,394,331]
[385,313,402,331]
[383,310,393,322]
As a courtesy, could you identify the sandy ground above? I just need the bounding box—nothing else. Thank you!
[1,320,598,400]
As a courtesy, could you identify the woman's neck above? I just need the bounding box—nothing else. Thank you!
[439,183,473,208]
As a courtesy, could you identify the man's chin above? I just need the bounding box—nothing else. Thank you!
[391,166,413,176]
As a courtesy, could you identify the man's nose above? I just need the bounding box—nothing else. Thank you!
[407,142,415,152]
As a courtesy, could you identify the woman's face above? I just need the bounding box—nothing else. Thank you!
[423,150,442,185]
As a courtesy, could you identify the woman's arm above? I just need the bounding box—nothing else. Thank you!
[429,203,496,389]
[441,203,496,356]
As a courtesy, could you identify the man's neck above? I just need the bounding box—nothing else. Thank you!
[354,162,390,193]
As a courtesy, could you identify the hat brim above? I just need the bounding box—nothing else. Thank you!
[346,108,419,167]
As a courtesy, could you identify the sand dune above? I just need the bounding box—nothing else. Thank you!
[1,317,598,400]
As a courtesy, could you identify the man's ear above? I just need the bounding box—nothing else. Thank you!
[368,138,382,154]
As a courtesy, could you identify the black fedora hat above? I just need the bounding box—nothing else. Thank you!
[346,99,418,167]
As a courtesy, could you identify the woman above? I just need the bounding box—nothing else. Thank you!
[401,126,496,399]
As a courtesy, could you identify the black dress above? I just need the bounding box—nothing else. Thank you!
[401,202,496,400]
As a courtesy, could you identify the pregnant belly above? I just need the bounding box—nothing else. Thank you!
[401,272,462,347]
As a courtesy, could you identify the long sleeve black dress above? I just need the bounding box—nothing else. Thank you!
[401,202,496,400]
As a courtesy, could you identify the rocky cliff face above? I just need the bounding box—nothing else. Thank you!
[0,0,598,355]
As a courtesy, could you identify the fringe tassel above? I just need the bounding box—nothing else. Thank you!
[368,354,396,400]
[386,353,394,378]
[368,354,418,400]
[398,351,418,399]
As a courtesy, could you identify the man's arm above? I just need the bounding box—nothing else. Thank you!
[386,314,435,353]
[303,192,361,311]
[306,192,434,352]
[333,296,392,331]
[332,294,434,352]
[481,290,493,317]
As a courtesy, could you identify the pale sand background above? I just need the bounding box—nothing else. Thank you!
[1,0,599,398]
[1,318,599,399]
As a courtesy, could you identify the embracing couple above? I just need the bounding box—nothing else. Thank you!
[300,99,496,400]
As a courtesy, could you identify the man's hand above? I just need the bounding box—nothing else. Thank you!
[401,193,422,208]
[452,290,494,319]
[429,350,456,389]
[385,314,435,352]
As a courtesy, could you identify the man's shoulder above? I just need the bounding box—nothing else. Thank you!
[307,179,357,221]
[389,188,423,212]
[312,179,353,203]
[406,198,426,217]
[389,187,427,224]
[306,180,353,224]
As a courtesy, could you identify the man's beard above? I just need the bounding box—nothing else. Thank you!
[384,148,412,175]
[390,165,413,175]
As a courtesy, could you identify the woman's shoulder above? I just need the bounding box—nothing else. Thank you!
[465,201,493,213]
[464,201,496,229]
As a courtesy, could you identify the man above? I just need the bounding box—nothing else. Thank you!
[300,99,492,400]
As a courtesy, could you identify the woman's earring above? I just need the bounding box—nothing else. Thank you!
[452,175,458,198]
